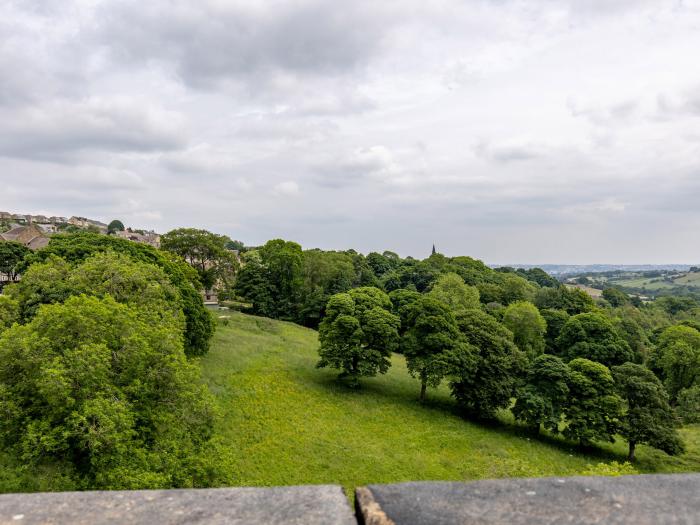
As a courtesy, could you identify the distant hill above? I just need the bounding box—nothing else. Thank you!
[492,264,696,277]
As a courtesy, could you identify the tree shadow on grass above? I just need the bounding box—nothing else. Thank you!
[306,370,631,466]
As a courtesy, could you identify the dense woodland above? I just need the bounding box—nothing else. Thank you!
[1,229,699,489]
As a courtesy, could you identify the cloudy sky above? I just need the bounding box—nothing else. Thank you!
[2,0,700,263]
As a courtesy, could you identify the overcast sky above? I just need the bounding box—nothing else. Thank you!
[2,0,700,264]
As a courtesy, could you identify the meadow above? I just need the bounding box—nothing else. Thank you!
[202,313,700,493]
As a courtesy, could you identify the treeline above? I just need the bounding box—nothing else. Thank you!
[232,239,563,328]
[226,239,700,461]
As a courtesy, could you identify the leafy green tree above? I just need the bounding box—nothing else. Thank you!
[498,273,537,305]
[602,288,629,307]
[299,250,356,327]
[235,240,304,321]
[502,301,547,360]
[402,296,475,401]
[107,219,125,234]
[450,309,526,419]
[0,241,30,282]
[612,363,684,461]
[656,296,698,316]
[0,295,215,489]
[366,252,396,277]
[535,286,596,315]
[512,355,570,433]
[0,296,19,332]
[7,252,186,336]
[517,267,560,288]
[317,287,400,387]
[428,272,480,313]
[677,385,700,424]
[563,358,623,446]
[5,256,73,320]
[161,228,239,293]
[388,288,422,337]
[650,325,700,402]
[540,308,570,354]
[19,233,213,357]
[557,312,634,367]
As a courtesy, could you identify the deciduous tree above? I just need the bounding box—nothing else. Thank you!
[317,287,400,387]
[612,363,684,461]
[402,296,474,401]
[563,358,623,446]
[513,355,570,433]
[502,301,547,360]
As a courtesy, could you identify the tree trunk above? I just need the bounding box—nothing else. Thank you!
[420,381,427,402]
[628,441,636,462]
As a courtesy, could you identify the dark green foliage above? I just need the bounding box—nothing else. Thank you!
[20,233,214,357]
[540,308,570,354]
[401,296,475,400]
[107,219,125,234]
[161,228,239,292]
[298,250,365,327]
[677,385,700,424]
[612,363,684,460]
[518,267,560,288]
[602,288,629,307]
[512,355,570,433]
[535,286,596,315]
[450,309,526,419]
[557,312,634,367]
[0,295,216,489]
[234,239,303,321]
[317,287,400,386]
[388,288,422,336]
[649,325,700,402]
[0,241,30,281]
[563,358,623,446]
[656,296,698,316]
[366,252,397,277]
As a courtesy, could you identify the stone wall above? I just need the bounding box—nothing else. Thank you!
[1,474,698,524]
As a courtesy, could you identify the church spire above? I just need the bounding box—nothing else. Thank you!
[431,244,436,256]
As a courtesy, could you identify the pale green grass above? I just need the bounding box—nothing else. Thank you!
[201,313,700,493]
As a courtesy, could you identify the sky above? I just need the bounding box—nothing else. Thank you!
[1,0,700,264]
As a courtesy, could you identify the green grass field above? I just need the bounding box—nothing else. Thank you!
[201,313,700,493]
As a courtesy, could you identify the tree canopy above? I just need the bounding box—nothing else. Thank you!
[557,312,635,367]
[513,354,570,433]
[401,296,474,401]
[161,228,239,294]
[0,294,216,489]
[612,362,684,461]
[0,241,30,282]
[317,287,400,386]
[20,232,214,357]
[502,301,547,360]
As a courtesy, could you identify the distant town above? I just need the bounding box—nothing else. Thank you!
[0,211,160,251]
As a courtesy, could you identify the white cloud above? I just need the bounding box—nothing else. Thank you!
[1,0,700,262]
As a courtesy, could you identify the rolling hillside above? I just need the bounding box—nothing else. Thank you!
[201,313,700,492]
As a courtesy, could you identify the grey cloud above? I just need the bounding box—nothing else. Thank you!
[474,140,542,163]
[0,98,187,161]
[96,1,392,90]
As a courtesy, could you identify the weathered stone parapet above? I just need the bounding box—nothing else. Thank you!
[3,475,700,524]
[356,474,700,525]
[0,485,356,525]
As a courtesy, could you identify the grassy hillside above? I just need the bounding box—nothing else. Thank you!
[202,313,700,493]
